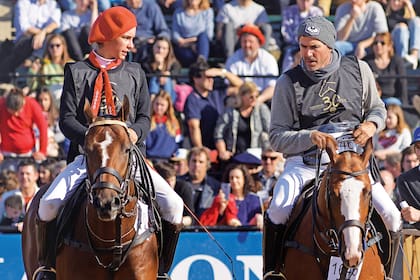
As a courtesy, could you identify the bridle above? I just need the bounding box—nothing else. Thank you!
[83,119,142,271]
[311,150,374,271]
[85,120,137,216]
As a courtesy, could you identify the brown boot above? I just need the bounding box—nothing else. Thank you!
[158,220,183,279]
[33,216,57,280]
[263,216,286,279]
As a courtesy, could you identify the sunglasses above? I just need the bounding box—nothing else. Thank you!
[373,41,386,46]
[262,156,278,161]
[49,44,62,49]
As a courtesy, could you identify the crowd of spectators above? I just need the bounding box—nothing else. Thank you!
[0,4,417,280]
[0,3,419,276]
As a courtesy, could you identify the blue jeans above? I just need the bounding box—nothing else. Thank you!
[58,0,110,11]
[334,40,357,56]
[149,76,176,102]
[392,17,420,59]
[173,32,209,67]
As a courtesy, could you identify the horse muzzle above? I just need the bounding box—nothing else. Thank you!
[93,195,121,221]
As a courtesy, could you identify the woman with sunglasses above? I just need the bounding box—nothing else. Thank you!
[365,32,408,105]
[29,34,73,101]
[214,81,271,163]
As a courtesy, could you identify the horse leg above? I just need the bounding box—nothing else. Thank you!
[33,215,57,280]
[158,220,183,278]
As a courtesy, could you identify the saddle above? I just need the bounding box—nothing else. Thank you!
[54,180,162,254]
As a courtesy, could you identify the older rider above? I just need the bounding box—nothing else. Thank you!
[264,16,402,279]
[35,7,183,280]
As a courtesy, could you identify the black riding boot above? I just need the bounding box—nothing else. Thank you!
[263,216,286,280]
[385,231,401,279]
[34,216,57,280]
[157,220,183,280]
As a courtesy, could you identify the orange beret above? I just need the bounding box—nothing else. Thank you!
[237,25,265,46]
[88,6,137,44]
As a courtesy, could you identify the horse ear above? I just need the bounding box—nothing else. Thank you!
[118,95,130,122]
[325,136,338,164]
[361,138,373,166]
[84,98,96,124]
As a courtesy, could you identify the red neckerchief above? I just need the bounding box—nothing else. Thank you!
[154,115,168,124]
[88,51,121,116]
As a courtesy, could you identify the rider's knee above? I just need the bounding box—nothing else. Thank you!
[158,191,184,224]
[38,199,61,222]
[266,206,290,225]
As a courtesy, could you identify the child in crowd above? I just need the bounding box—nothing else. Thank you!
[36,87,67,159]
[0,194,25,231]
[146,90,183,160]
[374,103,412,161]
[141,36,182,102]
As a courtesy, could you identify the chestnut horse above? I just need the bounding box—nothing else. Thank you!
[23,97,158,279]
[282,137,385,279]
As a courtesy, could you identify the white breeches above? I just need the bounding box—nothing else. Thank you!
[38,155,183,224]
[266,156,402,232]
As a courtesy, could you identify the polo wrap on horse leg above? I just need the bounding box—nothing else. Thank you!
[263,216,286,279]
[34,215,57,280]
[385,230,401,278]
[158,220,183,277]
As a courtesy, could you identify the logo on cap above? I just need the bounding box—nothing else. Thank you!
[305,24,320,36]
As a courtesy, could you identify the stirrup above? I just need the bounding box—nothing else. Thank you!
[157,273,171,280]
[263,270,287,280]
[32,266,56,280]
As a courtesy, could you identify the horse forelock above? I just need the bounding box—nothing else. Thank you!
[85,123,131,179]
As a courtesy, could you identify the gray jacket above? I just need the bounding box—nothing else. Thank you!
[270,57,386,158]
[214,103,271,154]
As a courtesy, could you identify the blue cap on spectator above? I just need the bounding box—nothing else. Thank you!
[383,97,402,107]
[411,127,420,145]
[232,152,261,166]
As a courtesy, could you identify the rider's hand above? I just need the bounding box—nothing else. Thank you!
[127,128,138,144]
[353,121,376,146]
[310,131,336,149]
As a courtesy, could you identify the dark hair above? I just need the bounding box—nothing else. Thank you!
[5,194,23,210]
[187,147,210,168]
[222,164,256,195]
[188,57,209,84]
[17,158,38,171]
[6,88,24,111]
[153,161,176,180]
[36,87,59,126]
[401,145,417,171]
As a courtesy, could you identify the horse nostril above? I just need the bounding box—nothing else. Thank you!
[93,197,101,209]
[112,197,121,208]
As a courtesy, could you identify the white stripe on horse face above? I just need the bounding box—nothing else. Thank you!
[99,131,113,167]
[340,177,364,264]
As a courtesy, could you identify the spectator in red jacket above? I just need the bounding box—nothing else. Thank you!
[0,88,48,168]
